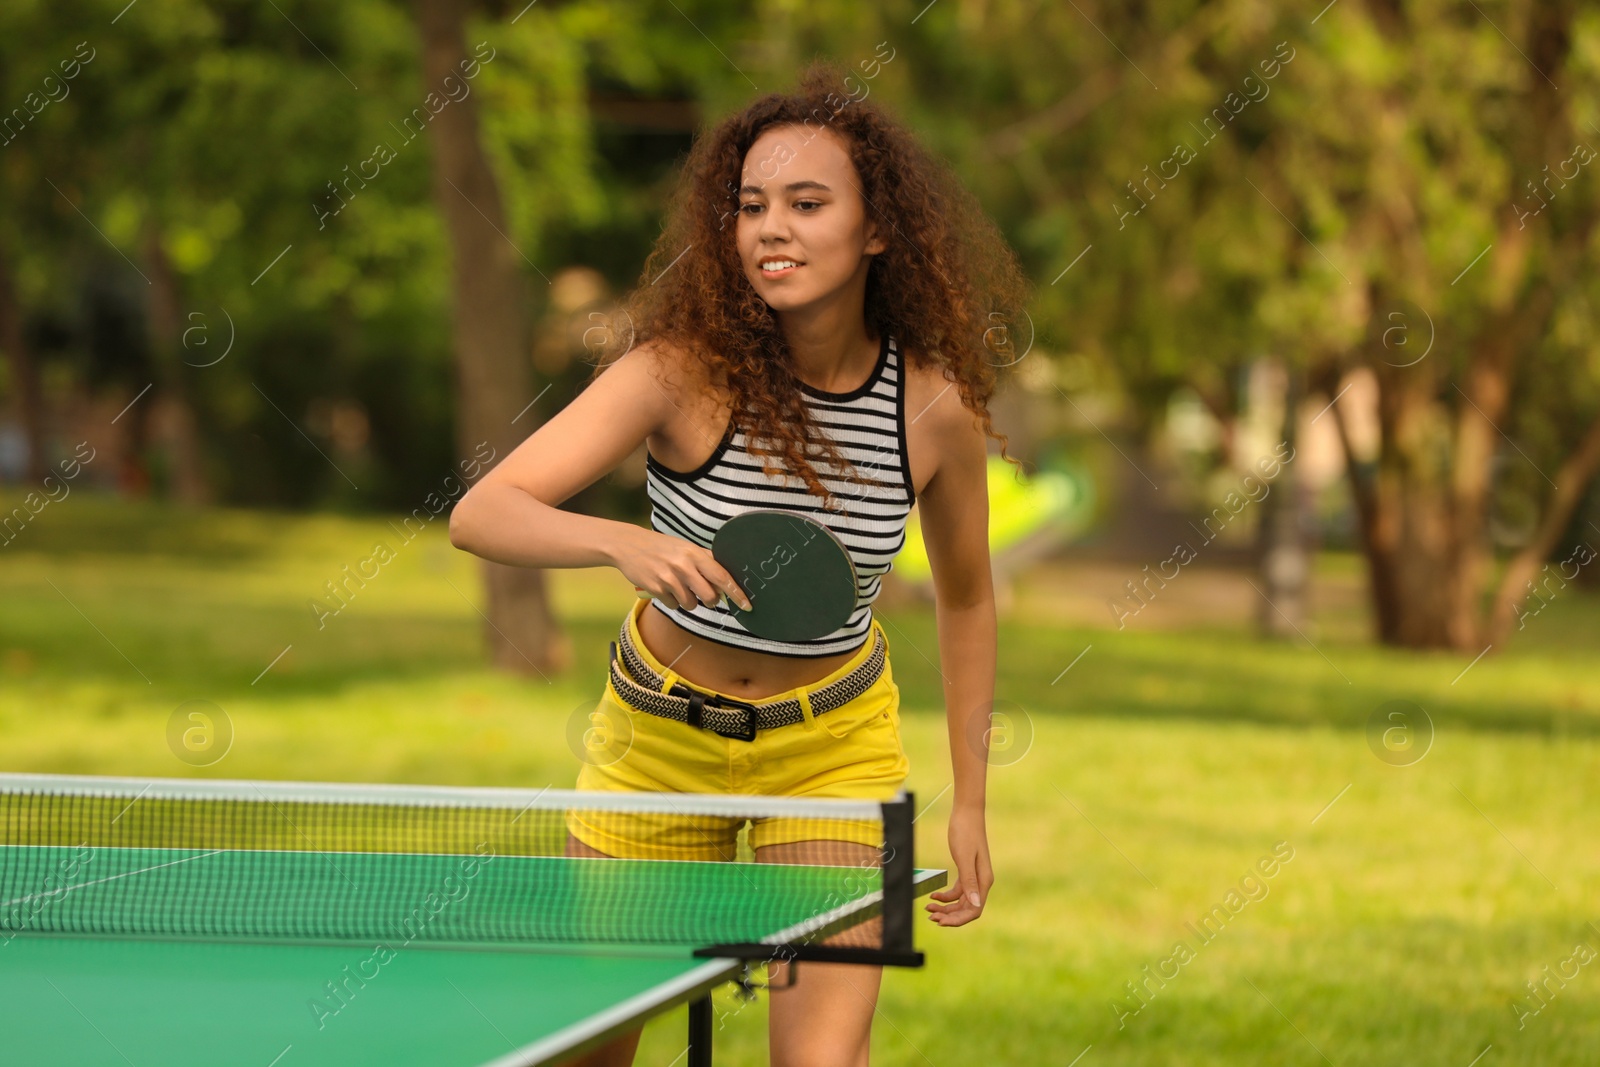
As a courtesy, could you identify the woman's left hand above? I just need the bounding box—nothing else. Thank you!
[924,803,992,926]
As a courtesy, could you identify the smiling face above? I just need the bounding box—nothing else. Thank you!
[735,125,886,314]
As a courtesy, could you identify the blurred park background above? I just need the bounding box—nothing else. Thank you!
[2,0,1599,1064]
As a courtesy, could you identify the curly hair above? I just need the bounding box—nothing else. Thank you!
[587,58,1032,511]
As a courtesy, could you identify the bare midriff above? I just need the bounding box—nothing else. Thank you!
[635,600,863,701]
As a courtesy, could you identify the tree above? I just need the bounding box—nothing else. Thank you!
[850,0,1600,652]
[1287,0,1600,650]
[414,0,557,675]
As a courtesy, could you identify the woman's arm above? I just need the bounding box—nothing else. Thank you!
[449,483,645,571]
[913,394,997,927]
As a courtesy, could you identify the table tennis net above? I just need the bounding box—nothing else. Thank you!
[0,774,905,953]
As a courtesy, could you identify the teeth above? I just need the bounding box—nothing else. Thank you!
[761,260,799,271]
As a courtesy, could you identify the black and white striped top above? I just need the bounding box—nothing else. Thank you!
[644,332,916,658]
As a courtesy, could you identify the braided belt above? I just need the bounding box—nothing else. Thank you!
[607,614,886,742]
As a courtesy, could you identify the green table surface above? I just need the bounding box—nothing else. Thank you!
[2,846,946,1066]
[2,932,738,1067]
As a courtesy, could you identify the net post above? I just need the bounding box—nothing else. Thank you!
[880,789,915,957]
[687,994,713,1067]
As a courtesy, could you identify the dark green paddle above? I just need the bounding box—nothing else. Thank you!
[711,509,859,641]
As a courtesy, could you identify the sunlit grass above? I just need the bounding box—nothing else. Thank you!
[2,491,1596,1065]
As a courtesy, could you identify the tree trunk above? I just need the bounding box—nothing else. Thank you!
[1322,356,1474,649]
[0,239,48,483]
[1324,360,1445,646]
[414,0,564,677]
[1317,363,1399,645]
[1384,364,1461,648]
[141,219,211,504]
[118,385,154,497]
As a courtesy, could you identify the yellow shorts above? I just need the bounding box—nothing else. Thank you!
[564,597,910,862]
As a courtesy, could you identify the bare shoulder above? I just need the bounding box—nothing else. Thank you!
[902,346,971,429]
[622,334,693,380]
[899,344,992,605]
[900,343,981,501]
[620,335,724,413]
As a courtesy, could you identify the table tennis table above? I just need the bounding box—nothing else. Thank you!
[1,773,945,1066]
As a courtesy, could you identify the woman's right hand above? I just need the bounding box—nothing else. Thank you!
[610,525,753,613]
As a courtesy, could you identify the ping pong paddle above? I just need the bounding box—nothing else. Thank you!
[709,509,858,641]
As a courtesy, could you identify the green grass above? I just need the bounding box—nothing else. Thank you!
[3,492,1598,1065]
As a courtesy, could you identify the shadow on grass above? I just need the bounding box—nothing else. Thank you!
[6,594,1595,741]
[883,611,1600,741]
[2,495,286,563]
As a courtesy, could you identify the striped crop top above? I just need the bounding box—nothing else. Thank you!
[644,332,916,658]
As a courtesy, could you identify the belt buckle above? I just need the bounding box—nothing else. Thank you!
[711,696,760,742]
[670,683,759,742]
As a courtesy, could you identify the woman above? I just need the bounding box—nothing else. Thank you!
[449,59,1028,1066]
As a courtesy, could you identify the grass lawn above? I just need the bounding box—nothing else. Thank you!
[2,493,1597,1065]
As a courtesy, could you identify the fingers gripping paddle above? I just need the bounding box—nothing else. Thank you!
[711,509,858,642]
